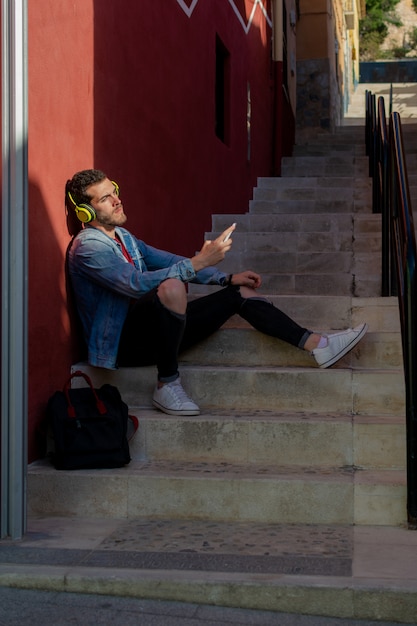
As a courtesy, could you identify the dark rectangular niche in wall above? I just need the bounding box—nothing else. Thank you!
[215,34,230,145]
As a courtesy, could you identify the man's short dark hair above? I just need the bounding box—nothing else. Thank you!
[65,169,108,205]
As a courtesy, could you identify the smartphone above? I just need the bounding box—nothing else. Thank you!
[223,223,236,242]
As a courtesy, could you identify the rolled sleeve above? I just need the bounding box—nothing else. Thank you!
[171,258,196,282]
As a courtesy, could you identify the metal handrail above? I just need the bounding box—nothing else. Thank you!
[377,96,391,296]
[365,90,380,214]
[365,89,371,157]
[365,92,391,293]
[365,90,417,526]
[389,112,417,526]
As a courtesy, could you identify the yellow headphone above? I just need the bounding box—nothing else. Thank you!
[67,181,120,223]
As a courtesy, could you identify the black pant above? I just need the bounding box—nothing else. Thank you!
[117,286,310,381]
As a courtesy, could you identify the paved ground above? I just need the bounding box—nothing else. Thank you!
[2,516,352,576]
[1,587,416,626]
[343,82,417,124]
[2,515,417,624]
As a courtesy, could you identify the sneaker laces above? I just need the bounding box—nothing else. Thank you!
[166,379,194,405]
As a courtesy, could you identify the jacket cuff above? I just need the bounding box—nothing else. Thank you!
[178,259,196,282]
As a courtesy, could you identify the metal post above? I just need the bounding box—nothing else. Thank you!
[389,83,393,117]
[378,97,391,296]
[1,0,29,540]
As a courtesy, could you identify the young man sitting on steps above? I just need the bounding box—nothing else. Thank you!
[66,169,368,417]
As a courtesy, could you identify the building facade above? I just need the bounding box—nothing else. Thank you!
[296,0,364,137]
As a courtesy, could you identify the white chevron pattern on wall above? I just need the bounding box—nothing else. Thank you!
[176,0,272,31]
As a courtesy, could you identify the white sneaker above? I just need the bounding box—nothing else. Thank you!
[312,323,368,368]
[152,378,200,416]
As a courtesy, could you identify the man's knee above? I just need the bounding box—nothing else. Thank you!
[157,278,187,313]
[239,285,269,302]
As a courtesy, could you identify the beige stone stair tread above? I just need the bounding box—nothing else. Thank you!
[29,457,404,484]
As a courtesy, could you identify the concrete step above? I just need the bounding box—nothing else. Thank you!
[71,363,405,417]
[281,156,370,177]
[212,231,355,254]
[298,125,417,157]
[354,233,382,253]
[293,135,417,159]
[41,409,407,474]
[183,294,402,367]
[220,247,379,274]
[201,258,382,296]
[194,270,378,296]
[126,410,406,471]
[296,130,366,146]
[179,327,402,370]
[252,178,371,209]
[248,199,356,214]
[292,144,367,157]
[353,277,382,298]
[211,212,354,234]
[252,185,356,202]
[353,248,383,272]
[27,458,406,526]
[312,126,366,142]
[184,293,400,332]
[212,213,377,237]
[219,250,354,273]
[257,175,371,187]
[218,270,357,296]
[354,212,382,238]
[281,152,417,179]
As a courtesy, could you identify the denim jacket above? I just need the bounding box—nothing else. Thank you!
[68,226,227,369]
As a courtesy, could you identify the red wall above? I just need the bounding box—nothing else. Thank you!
[28,0,95,460]
[27,0,278,461]
[92,0,274,253]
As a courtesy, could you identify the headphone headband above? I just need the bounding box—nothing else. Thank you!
[67,180,119,223]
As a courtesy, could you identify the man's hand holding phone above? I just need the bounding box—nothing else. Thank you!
[191,223,237,272]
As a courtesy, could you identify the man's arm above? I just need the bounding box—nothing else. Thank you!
[70,224,241,299]
[70,232,196,298]
[140,223,237,286]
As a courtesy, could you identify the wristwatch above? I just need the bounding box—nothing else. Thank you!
[220,274,233,287]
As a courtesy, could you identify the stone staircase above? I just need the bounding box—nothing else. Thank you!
[29,124,408,526]
[26,111,417,619]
